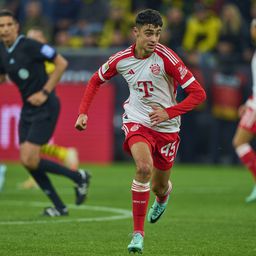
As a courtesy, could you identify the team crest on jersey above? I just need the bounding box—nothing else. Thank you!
[130,124,140,132]
[150,64,160,75]
[178,65,187,80]
[18,68,29,80]
[102,62,109,74]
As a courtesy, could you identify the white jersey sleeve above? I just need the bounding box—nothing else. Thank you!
[98,46,133,82]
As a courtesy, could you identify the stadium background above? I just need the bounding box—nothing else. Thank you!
[0,0,255,164]
[1,1,256,256]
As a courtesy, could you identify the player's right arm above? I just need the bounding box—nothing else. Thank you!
[75,54,118,131]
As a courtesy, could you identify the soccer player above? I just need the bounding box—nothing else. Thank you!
[20,27,79,190]
[0,10,90,216]
[75,9,206,253]
[233,19,256,203]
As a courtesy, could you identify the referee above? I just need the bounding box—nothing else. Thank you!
[0,10,90,216]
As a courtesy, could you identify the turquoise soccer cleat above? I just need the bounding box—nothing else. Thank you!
[245,185,256,203]
[147,196,169,223]
[127,232,144,254]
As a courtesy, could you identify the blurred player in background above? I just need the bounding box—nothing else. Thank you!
[75,9,206,253]
[0,10,90,216]
[0,164,7,191]
[233,19,256,203]
[20,27,79,190]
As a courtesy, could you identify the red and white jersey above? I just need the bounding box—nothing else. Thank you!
[98,43,196,133]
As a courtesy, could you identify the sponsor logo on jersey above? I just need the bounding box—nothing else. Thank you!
[18,68,29,80]
[150,64,160,75]
[101,62,109,74]
[178,65,187,80]
[130,124,140,132]
[41,45,55,58]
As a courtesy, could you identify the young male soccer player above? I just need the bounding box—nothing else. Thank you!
[0,10,90,216]
[20,27,79,190]
[75,9,206,253]
[233,19,256,203]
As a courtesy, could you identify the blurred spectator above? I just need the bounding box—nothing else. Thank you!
[54,30,71,48]
[162,6,186,53]
[98,4,133,48]
[219,3,251,63]
[78,0,109,23]
[21,0,52,42]
[68,19,102,48]
[208,38,249,164]
[52,0,82,34]
[182,3,221,67]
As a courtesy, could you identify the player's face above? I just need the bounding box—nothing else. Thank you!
[0,16,18,46]
[134,24,162,55]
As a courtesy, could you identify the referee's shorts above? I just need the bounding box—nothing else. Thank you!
[19,94,60,145]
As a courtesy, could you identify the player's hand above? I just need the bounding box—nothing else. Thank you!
[27,91,48,106]
[75,114,88,131]
[149,105,169,126]
[238,104,247,117]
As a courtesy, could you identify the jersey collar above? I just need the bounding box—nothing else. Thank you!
[132,43,156,59]
[6,35,25,53]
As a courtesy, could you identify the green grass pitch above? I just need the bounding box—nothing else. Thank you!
[0,163,256,256]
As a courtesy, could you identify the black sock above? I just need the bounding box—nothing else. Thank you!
[29,170,66,210]
[38,159,80,183]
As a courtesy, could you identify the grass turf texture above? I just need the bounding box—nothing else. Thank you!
[0,163,256,256]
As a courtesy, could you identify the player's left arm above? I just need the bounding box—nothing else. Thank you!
[163,47,206,119]
[149,47,206,125]
[43,54,68,93]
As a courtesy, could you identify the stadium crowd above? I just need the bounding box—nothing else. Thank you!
[1,0,256,164]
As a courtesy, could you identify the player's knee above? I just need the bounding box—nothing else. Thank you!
[20,153,39,170]
[135,160,153,180]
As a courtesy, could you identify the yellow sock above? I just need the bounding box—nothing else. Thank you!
[41,144,68,161]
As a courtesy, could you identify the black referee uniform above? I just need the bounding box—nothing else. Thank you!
[0,34,90,216]
[0,35,59,145]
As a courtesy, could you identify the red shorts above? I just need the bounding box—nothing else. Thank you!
[122,122,180,171]
[239,107,256,134]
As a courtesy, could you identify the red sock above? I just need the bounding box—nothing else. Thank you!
[236,144,256,180]
[156,180,172,203]
[131,180,150,236]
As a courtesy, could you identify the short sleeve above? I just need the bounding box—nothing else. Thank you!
[25,38,57,62]
[98,57,118,82]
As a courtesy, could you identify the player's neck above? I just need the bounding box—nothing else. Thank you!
[134,45,152,59]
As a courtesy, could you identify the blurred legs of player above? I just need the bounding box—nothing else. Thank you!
[20,145,79,189]
[233,108,256,202]
[0,164,7,191]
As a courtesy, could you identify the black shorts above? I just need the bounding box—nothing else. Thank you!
[19,94,60,145]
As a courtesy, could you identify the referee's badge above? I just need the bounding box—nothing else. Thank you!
[18,68,29,80]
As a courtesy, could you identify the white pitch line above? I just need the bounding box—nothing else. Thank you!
[0,200,132,225]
